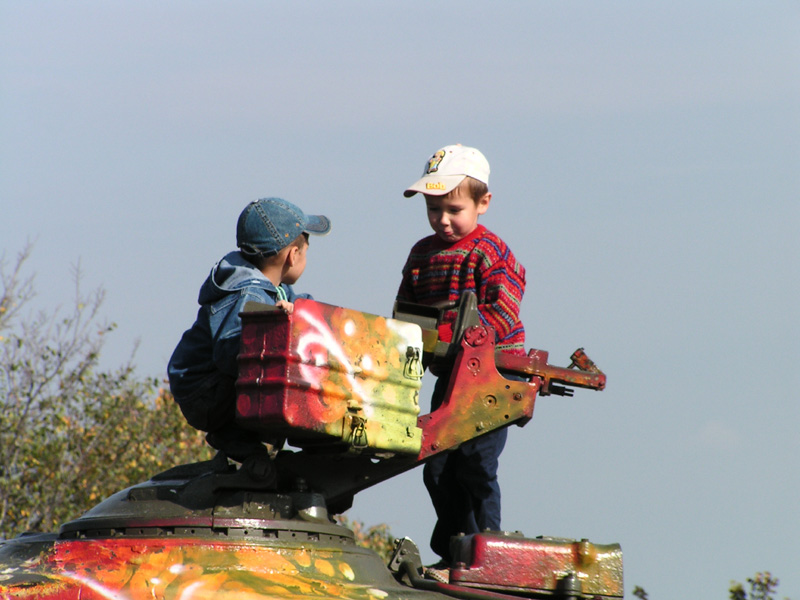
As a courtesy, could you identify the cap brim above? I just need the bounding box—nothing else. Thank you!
[303,214,332,236]
[403,174,465,198]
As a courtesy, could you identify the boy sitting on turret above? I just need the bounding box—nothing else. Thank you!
[168,197,331,461]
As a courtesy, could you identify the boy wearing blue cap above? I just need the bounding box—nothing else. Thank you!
[168,197,331,460]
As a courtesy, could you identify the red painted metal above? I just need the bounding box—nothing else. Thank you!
[416,327,538,461]
[237,299,424,455]
[450,533,623,597]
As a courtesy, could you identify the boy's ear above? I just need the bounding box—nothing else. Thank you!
[285,244,299,266]
[477,192,492,215]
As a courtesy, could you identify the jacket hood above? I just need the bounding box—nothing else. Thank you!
[198,251,277,305]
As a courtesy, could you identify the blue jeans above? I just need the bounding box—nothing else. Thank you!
[423,375,511,562]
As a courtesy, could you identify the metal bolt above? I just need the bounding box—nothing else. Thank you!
[557,572,582,599]
[465,326,489,346]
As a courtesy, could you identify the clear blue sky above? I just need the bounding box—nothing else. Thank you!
[2,2,798,597]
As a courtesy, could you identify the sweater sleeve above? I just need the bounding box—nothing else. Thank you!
[476,254,526,342]
[396,249,419,303]
[466,235,526,353]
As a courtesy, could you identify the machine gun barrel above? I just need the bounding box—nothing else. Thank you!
[495,347,606,396]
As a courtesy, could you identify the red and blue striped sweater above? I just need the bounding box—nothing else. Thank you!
[397,224,526,355]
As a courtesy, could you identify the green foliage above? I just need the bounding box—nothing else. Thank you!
[635,573,790,600]
[730,572,785,600]
[632,586,649,599]
[0,245,213,540]
[336,514,396,563]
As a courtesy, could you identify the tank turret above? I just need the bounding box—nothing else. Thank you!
[0,296,618,599]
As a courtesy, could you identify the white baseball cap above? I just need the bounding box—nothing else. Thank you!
[404,144,490,197]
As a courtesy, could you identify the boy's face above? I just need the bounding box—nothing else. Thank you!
[424,184,490,244]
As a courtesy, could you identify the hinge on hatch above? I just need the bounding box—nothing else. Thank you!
[347,414,368,450]
[403,346,423,379]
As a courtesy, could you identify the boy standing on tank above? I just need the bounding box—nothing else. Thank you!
[168,197,331,461]
[396,145,527,575]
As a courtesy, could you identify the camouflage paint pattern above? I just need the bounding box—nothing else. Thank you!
[0,536,424,600]
[237,300,423,455]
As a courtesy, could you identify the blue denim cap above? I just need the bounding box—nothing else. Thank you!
[236,197,331,256]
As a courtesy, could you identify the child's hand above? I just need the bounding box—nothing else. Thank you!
[275,300,294,315]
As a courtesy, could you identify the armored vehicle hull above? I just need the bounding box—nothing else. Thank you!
[0,298,617,600]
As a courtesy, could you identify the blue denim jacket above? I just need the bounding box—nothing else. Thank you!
[167,251,310,415]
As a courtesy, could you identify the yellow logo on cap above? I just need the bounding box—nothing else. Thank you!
[426,182,446,190]
[426,150,446,174]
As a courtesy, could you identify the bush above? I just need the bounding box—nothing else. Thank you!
[0,245,212,539]
[336,514,396,562]
[730,572,784,600]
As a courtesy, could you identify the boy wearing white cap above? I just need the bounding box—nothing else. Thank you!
[168,197,331,461]
[397,145,527,575]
